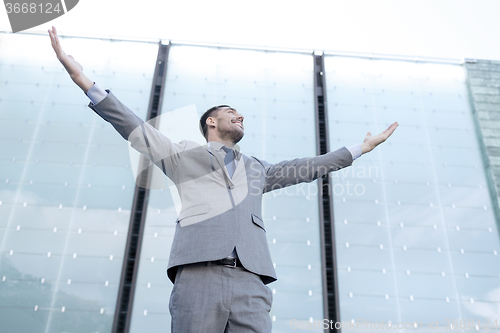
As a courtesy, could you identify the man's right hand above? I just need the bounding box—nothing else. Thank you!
[48,26,93,93]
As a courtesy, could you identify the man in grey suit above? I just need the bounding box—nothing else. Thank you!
[49,27,398,332]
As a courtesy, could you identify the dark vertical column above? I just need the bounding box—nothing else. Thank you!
[313,53,341,332]
[112,41,171,333]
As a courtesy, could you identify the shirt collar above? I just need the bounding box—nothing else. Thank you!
[208,141,242,161]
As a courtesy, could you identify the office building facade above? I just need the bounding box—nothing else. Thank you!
[0,32,499,333]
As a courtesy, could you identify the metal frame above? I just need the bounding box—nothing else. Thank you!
[313,53,341,332]
[112,41,171,333]
[2,31,465,65]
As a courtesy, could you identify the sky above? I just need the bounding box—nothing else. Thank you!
[1,0,500,61]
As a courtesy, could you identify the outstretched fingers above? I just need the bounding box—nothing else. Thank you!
[48,26,63,56]
[381,122,398,138]
[361,122,398,153]
[47,26,91,91]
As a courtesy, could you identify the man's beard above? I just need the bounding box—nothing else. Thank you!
[217,123,244,144]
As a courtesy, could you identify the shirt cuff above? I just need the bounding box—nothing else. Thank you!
[347,143,362,161]
[86,83,108,105]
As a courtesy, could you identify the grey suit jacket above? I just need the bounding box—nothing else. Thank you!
[89,92,353,284]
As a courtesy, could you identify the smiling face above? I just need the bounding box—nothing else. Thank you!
[207,107,245,144]
[216,107,244,143]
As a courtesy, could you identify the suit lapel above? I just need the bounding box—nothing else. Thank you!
[205,146,234,186]
[232,153,246,179]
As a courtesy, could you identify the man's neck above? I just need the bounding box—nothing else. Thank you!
[208,138,235,149]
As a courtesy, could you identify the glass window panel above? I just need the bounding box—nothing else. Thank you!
[450,252,500,276]
[0,33,158,333]
[338,296,401,324]
[337,270,398,297]
[398,299,461,324]
[460,271,500,290]
[333,199,388,222]
[391,225,450,248]
[442,206,496,229]
[325,55,500,324]
[393,250,453,274]
[387,204,443,226]
[129,45,321,332]
[3,253,64,281]
[336,246,395,271]
[334,223,392,246]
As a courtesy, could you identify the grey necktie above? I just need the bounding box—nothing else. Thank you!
[222,146,237,259]
[222,146,235,178]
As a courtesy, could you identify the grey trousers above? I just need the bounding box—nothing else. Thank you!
[169,264,273,333]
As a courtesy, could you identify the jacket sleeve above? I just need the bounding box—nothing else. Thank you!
[88,91,187,179]
[255,146,353,193]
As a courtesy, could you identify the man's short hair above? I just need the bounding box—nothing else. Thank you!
[199,105,232,140]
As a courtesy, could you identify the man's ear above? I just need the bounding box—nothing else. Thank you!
[206,116,216,128]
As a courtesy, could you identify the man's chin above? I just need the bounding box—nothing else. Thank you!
[218,128,244,144]
[233,133,244,144]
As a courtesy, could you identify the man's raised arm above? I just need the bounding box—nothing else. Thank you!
[260,121,399,192]
[48,26,188,180]
[48,26,94,93]
[47,25,144,138]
